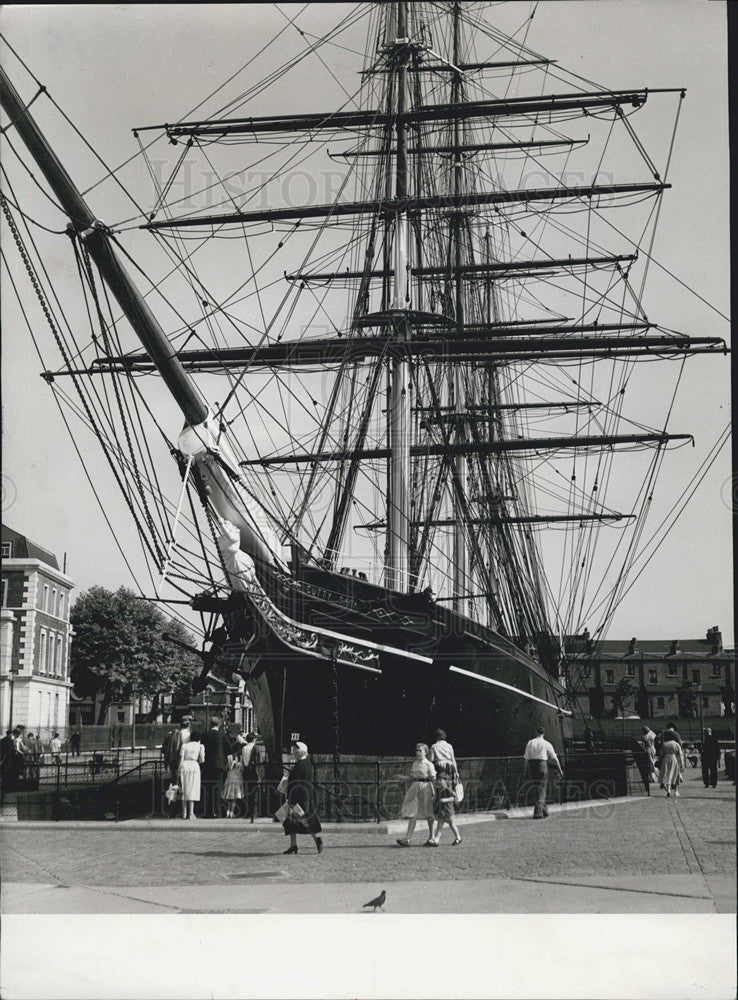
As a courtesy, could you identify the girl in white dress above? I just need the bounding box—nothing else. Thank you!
[396,744,436,846]
[178,730,205,819]
[221,752,245,817]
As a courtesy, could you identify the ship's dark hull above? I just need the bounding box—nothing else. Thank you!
[246,644,570,759]
[212,560,572,762]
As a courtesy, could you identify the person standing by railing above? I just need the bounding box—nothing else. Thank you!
[25,733,41,784]
[163,717,191,787]
[50,732,62,766]
[201,717,232,818]
[523,727,564,819]
[0,730,14,801]
[221,746,244,818]
[700,728,720,789]
[241,733,260,822]
[178,727,205,820]
[12,727,30,782]
[640,725,658,783]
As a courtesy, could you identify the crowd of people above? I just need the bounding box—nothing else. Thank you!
[161,716,261,820]
[636,722,724,797]
[0,726,66,797]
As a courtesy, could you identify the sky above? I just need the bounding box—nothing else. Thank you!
[0,1,732,646]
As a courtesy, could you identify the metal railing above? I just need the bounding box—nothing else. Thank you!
[308,751,647,823]
[2,751,648,822]
[22,724,173,752]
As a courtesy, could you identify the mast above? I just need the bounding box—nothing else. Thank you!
[0,64,278,569]
[386,0,412,592]
[451,0,468,615]
[0,66,207,428]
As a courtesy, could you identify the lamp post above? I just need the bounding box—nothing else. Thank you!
[8,667,19,729]
[130,689,137,751]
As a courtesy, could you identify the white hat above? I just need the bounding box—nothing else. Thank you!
[292,741,308,756]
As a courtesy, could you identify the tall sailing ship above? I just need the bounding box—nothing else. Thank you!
[1,4,727,761]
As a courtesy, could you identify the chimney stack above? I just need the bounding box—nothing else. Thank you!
[706,626,722,653]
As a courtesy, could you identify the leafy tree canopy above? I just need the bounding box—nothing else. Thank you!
[611,677,636,716]
[70,586,201,722]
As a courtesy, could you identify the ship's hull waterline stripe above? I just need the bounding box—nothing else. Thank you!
[449,664,573,716]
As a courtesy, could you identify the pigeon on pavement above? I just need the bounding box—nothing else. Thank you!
[363,890,387,912]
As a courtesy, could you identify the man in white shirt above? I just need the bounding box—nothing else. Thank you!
[50,732,62,765]
[523,727,563,819]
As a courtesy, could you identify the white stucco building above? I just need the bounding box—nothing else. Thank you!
[0,525,74,736]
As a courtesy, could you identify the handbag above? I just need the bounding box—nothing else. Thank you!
[277,774,289,795]
[453,781,464,805]
[165,783,180,804]
[275,801,305,823]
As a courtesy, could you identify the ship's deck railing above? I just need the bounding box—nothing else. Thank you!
[322,548,458,598]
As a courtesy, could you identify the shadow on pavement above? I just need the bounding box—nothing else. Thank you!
[173,850,278,859]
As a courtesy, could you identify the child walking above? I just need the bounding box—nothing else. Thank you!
[430,763,462,845]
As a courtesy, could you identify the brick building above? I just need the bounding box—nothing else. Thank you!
[0,525,74,735]
[563,626,735,721]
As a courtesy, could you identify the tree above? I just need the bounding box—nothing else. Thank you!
[70,586,201,724]
[677,682,698,720]
[611,678,635,719]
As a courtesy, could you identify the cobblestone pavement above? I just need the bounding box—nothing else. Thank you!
[1,770,734,890]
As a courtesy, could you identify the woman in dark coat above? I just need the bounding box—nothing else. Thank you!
[282,741,323,854]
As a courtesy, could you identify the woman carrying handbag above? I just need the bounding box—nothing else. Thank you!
[281,742,323,855]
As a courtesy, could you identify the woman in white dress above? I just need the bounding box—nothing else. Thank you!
[179,728,205,819]
[396,743,436,847]
[658,738,685,798]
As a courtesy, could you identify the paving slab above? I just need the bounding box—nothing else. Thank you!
[1,872,728,914]
[0,769,733,913]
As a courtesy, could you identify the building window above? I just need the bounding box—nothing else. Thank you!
[657,697,665,709]
[58,592,65,619]
[648,669,657,684]
[54,693,60,727]
[47,631,55,673]
[56,635,63,676]
[39,630,47,673]
[667,663,678,677]
[626,664,635,676]
[702,696,709,709]
[1,542,11,558]
[42,584,49,612]
[711,664,721,678]
[1,579,7,608]
[691,669,701,685]
[605,669,614,684]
